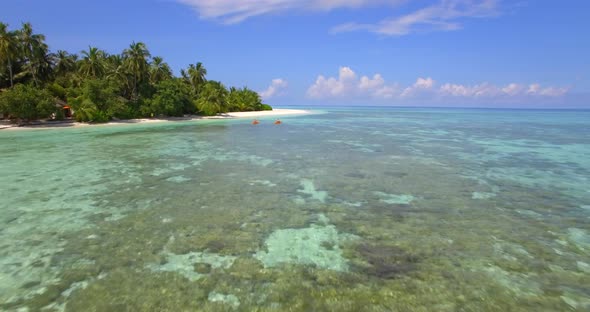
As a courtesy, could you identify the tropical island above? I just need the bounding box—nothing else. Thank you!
[0,22,276,125]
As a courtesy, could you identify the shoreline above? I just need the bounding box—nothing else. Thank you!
[0,108,312,130]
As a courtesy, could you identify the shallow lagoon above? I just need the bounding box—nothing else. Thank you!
[1,107,589,311]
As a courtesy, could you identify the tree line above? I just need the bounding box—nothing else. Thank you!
[0,22,271,123]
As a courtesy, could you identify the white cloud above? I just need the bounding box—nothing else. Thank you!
[178,0,500,35]
[501,83,524,96]
[400,77,436,97]
[259,78,288,99]
[439,82,501,97]
[333,0,500,36]
[440,82,569,98]
[524,83,567,96]
[178,0,396,24]
[536,86,569,97]
[307,67,398,99]
[306,67,570,102]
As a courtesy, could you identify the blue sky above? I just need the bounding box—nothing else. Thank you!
[2,0,589,107]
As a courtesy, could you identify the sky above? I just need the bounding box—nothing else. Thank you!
[2,0,589,108]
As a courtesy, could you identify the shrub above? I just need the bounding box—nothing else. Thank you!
[145,79,192,117]
[0,84,55,122]
[227,87,266,112]
[196,81,229,116]
[53,108,65,120]
[46,83,67,101]
[68,78,128,123]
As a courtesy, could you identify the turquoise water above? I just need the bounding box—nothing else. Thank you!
[1,107,589,311]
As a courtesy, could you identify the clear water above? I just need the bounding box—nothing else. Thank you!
[1,107,589,311]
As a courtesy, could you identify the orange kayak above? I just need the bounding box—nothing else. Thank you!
[274,120,282,125]
[252,120,260,125]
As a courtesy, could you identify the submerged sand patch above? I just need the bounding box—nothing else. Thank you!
[254,215,358,271]
[373,191,415,205]
[298,179,328,203]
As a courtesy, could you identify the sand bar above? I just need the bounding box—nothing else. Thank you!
[0,108,312,130]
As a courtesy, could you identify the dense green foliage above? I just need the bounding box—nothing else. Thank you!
[145,79,193,117]
[67,78,127,122]
[0,84,54,121]
[196,81,229,116]
[0,22,271,123]
[228,87,267,112]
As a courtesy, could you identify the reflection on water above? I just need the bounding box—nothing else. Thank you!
[1,108,589,311]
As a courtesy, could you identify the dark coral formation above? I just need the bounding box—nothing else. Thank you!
[354,242,421,279]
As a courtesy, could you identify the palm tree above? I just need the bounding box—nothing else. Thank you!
[227,87,263,111]
[29,42,53,83]
[106,54,133,99]
[0,23,18,87]
[196,81,228,116]
[241,87,263,111]
[184,62,207,92]
[79,46,107,78]
[105,54,125,79]
[123,41,150,101]
[227,87,245,111]
[149,56,172,84]
[53,50,77,77]
[18,22,49,86]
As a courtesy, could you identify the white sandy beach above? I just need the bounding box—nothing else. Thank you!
[221,109,310,118]
[0,108,312,130]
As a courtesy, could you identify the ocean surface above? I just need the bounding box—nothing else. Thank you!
[1,107,589,311]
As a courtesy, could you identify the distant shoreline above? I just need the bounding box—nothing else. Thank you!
[0,108,312,131]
